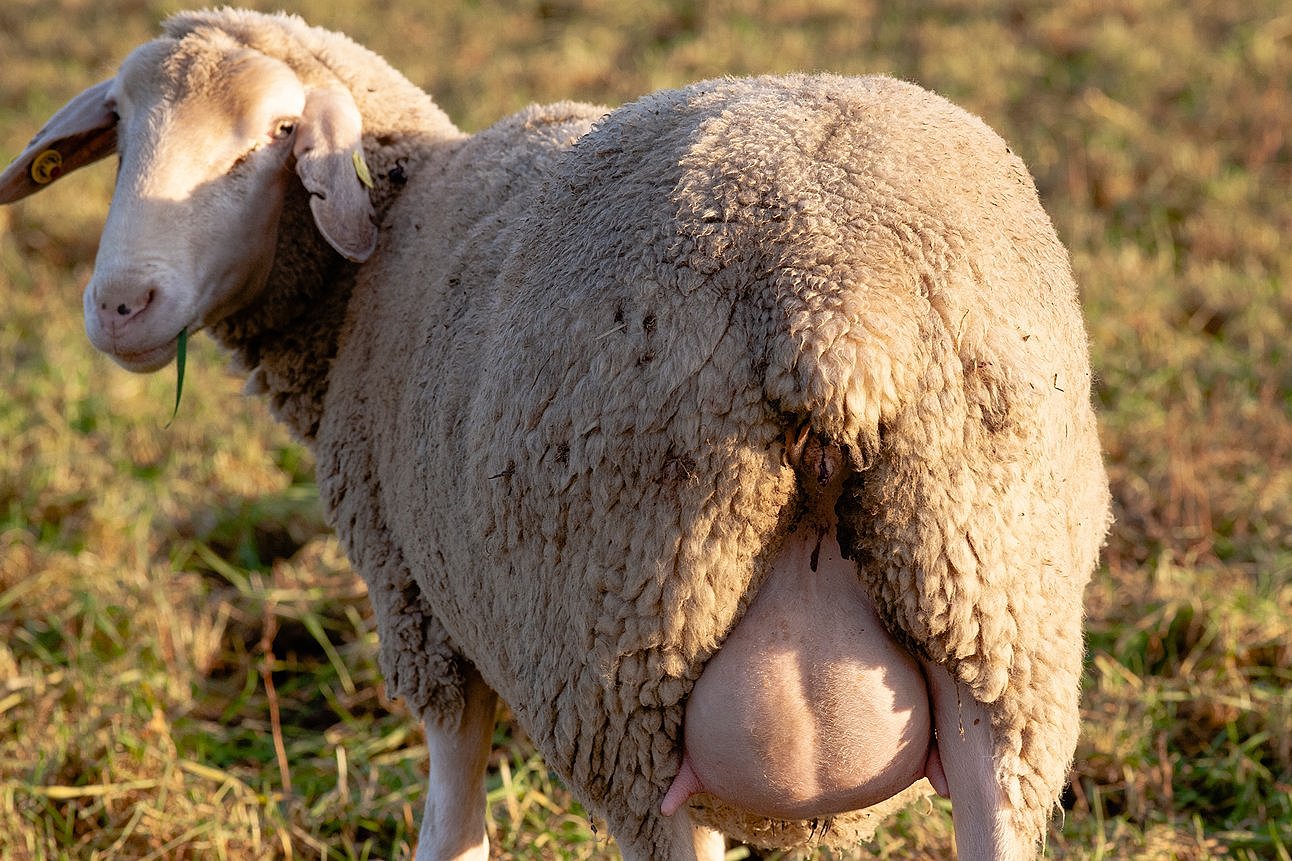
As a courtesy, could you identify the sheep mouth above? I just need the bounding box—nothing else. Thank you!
[109,330,187,373]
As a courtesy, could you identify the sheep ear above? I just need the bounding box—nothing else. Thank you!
[294,86,377,263]
[0,79,118,204]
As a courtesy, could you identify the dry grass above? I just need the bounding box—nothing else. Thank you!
[1,1,1289,859]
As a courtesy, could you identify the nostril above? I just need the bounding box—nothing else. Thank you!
[97,288,155,326]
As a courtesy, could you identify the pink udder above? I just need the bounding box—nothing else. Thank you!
[664,522,935,820]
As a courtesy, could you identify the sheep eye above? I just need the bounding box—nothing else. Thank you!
[271,119,297,140]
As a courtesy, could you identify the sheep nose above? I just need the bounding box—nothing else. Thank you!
[95,286,155,329]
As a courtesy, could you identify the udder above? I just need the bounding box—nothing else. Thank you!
[662,518,936,820]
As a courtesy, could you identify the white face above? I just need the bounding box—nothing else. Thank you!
[84,45,307,371]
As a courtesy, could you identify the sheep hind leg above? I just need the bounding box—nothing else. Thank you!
[636,811,723,861]
[923,659,1035,861]
[414,664,498,861]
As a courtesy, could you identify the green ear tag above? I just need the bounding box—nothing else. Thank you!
[164,328,188,428]
[352,150,374,189]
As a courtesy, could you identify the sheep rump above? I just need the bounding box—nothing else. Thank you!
[322,72,1109,852]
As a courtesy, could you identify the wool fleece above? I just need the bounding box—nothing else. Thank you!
[322,73,1110,853]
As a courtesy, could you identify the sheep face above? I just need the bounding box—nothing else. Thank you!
[85,43,305,371]
[0,30,377,373]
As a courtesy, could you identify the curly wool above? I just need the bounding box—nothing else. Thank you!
[317,73,1110,856]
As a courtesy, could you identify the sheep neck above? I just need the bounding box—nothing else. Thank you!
[203,183,347,442]
[207,123,460,444]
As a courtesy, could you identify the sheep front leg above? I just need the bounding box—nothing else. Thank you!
[923,659,1033,861]
[415,665,497,861]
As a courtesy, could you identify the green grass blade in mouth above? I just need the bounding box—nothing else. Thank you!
[165,327,187,427]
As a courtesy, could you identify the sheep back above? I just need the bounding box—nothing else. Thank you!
[320,74,1110,854]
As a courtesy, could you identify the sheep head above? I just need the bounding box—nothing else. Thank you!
[0,29,377,373]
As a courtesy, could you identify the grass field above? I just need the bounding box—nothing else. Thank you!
[1,1,1288,858]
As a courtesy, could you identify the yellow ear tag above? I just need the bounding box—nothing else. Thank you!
[31,149,63,184]
[352,150,374,189]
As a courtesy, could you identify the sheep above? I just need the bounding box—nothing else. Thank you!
[0,8,1112,860]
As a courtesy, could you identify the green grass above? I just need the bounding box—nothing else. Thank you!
[1,1,1289,858]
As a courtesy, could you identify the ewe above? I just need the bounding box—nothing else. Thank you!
[0,9,1110,860]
